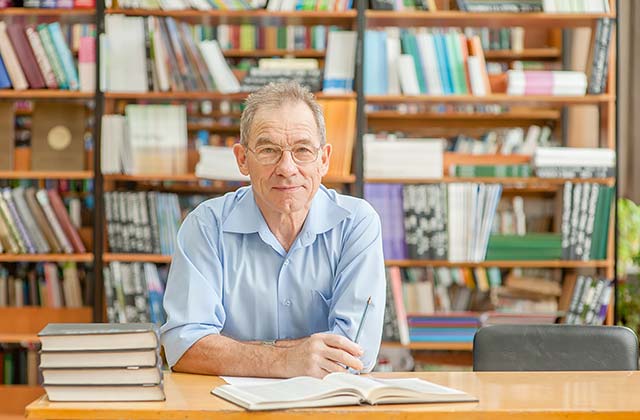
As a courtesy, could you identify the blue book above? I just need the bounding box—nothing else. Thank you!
[364,31,388,95]
[0,54,11,89]
[433,33,453,95]
[48,22,79,90]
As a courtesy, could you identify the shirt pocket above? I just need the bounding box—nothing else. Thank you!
[309,289,331,333]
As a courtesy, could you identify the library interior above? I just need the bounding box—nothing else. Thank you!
[1,0,640,418]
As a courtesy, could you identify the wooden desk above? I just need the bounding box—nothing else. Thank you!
[26,371,640,419]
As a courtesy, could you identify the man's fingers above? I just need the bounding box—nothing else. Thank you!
[323,347,364,371]
[321,334,363,357]
[319,358,348,375]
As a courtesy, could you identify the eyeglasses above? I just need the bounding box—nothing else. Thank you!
[246,144,322,165]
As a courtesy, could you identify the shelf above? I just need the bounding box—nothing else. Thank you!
[0,333,39,343]
[0,7,95,16]
[366,177,616,186]
[0,307,93,335]
[0,254,93,262]
[0,171,93,180]
[367,109,562,121]
[103,253,172,263]
[0,386,44,416]
[0,90,94,99]
[104,91,355,101]
[484,48,562,60]
[365,10,616,28]
[382,341,473,351]
[222,49,326,58]
[366,94,614,105]
[103,173,356,183]
[105,9,357,25]
[385,260,613,268]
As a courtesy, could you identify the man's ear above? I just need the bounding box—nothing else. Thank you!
[233,143,250,176]
[320,143,332,176]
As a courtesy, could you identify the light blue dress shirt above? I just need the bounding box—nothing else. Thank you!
[160,185,386,372]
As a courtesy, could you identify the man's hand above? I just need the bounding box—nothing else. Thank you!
[280,333,364,378]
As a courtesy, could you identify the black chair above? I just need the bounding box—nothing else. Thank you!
[473,324,639,371]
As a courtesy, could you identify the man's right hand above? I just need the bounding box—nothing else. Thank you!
[279,333,364,378]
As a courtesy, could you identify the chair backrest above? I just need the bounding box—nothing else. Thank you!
[473,324,639,371]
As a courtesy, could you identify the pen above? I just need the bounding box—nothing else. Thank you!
[353,296,372,344]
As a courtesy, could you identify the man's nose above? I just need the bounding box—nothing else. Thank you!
[275,150,298,176]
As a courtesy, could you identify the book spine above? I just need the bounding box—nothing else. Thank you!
[25,25,58,89]
[35,190,74,254]
[48,22,79,90]
[37,24,69,89]
[0,22,29,90]
[5,23,46,89]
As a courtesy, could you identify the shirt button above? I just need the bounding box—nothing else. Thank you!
[284,299,291,306]
[283,260,290,266]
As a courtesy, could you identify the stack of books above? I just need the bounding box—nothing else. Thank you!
[38,323,165,402]
[534,147,615,178]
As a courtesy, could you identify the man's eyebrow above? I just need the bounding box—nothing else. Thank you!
[254,138,279,147]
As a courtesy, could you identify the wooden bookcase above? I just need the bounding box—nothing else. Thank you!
[0,0,619,411]
[360,0,618,359]
[0,7,99,417]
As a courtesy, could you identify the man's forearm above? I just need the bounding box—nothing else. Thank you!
[172,334,295,377]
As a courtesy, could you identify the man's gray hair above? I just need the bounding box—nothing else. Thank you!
[240,81,326,147]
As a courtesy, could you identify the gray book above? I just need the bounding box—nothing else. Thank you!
[38,323,158,352]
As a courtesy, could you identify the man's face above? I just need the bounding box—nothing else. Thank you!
[233,101,332,216]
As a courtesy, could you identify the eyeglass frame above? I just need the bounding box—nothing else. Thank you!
[244,143,325,165]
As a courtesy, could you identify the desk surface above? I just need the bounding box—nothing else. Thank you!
[26,371,640,420]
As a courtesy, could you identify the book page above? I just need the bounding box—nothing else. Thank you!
[324,372,389,398]
[214,376,359,405]
[324,374,468,402]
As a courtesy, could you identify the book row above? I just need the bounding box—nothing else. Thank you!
[0,343,39,386]
[0,262,89,308]
[365,19,611,96]
[107,0,353,10]
[101,15,355,94]
[103,261,168,325]
[105,191,182,256]
[0,0,93,7]
[101,104,188,175]
[365,182,613,262]
[364,28,494,96]
[0,187,86,255]
[365,183,502,261]
[180,23,332,52]
[0,22,95,91]
[382,266,612,345]
[455,0,610,13]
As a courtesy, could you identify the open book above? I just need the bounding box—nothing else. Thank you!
[212,373,477,411]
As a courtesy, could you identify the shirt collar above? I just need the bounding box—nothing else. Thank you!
[221,185,352,239]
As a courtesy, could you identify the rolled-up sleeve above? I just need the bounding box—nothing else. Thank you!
[160,210,226,368]
[329,202,386,373]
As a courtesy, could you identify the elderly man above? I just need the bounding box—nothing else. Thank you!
[160,81,385,378]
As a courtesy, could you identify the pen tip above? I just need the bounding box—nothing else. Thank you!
[367,296,372,304]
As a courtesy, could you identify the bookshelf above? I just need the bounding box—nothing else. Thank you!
[0,7,99,416]
[0,0,620,409]
[363,0,618,360]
